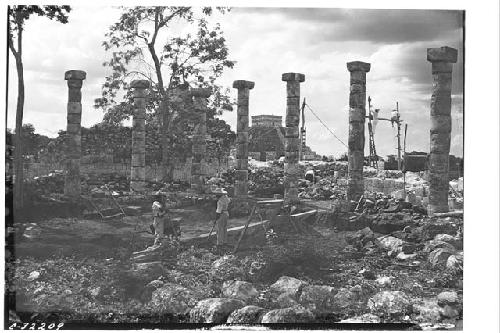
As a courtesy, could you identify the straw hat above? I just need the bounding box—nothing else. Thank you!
[212,187,228,195]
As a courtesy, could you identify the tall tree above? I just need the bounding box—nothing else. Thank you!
[8,5,71,211]
[95,6,234,180]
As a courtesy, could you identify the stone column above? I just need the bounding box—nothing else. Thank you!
[233,80,255,198]
[64,70,86,198]
[427,46,457,214]
[130,80,150,192]
[191,88,211,193]
[282,73,305,205]
[347,61,371,202]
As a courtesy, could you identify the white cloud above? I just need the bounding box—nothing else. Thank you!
[7,6,463,158]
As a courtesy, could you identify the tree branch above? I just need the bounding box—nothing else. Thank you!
[7,29,18,58]
[125,70,154,82]
[16,15,23,57]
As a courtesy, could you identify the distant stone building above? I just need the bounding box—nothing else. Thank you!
[248,115,320,161]
[251,115,283,128]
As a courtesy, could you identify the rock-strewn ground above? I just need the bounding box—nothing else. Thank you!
[8,203,463,328]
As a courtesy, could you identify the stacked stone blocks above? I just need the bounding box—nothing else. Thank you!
[282,73,305,204]
[346,61,371,201]
[64,70,86,198]
[190,88,212,193]
[427,46,457,214]
[233,80,255,198]
[130,80,150,192]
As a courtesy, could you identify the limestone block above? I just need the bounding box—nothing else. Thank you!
[191,162,202,175]
[234,181,248,197]
[67,102,82,114]
[285,187,299,200]
[284,127,299,138]
[236,132,249,144]
[432,74,453,91]
[237,115,249,131]
[347,61,371,73]
[131,167,146,180]
[130,79,150,89]
[430,115,452,133]
[431,62,454,74]
[282,72,305,82]
[233,80,255,90]
[236,145,249,159]
[349,108,365,122]
[131,153,146,167]
[286,83,300,97]
[236,158,248,170]
[65,70,86,81]
[67,89,82,102]
[191,88,212,98]
[237,89,250,101]
[348,124,365,151]
[284,163,302,177]
[285,138,300,152]
[348,151,364,172]
[430,94,452,116]
[286,96,301,106]
[427,46,458,63]
[134,98,147,109]
[67,113,82,124]
[285,151,299,163]
[428,153,449,173]
[285,114,300,127]
[429,134,451,154]
[234,170,248,182]
[349,92,367,108]
[130,181,145,192]
[193,99,208,111]
[192,145,207,154]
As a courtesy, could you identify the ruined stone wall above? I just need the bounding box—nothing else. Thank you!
[248,127,286,157]
[23,158,228,183]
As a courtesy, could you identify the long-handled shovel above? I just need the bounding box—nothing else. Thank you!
[207,217,218,239]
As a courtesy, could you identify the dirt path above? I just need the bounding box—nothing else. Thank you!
[14,204,253,258]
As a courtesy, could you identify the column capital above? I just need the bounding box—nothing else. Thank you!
[190,87,212,98]
[347,61,371,73]
[427,46,457,63]
[282,73,305,82]
[233,80,255,90]
[130,80,150,89]
[64,70,86,81]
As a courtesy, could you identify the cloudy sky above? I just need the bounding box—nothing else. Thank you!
[6,6,464,158]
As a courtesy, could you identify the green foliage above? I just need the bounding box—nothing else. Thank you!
[6,124,51,160]
[8,5,71,32]
[95,6,234,116]
[94,7,235,168]
[337,152,348,161]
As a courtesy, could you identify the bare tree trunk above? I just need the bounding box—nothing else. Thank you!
[160,100,173,181]
[12,29,25,214]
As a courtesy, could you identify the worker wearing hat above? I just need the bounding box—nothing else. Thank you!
[213,188,231,253]
[151,192,166,245]
[305,168,316,184]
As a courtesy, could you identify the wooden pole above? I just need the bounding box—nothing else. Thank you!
[396,102,402,171]
[299,98,306,161]
[403,123,408,196]
[368,96,372,168]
